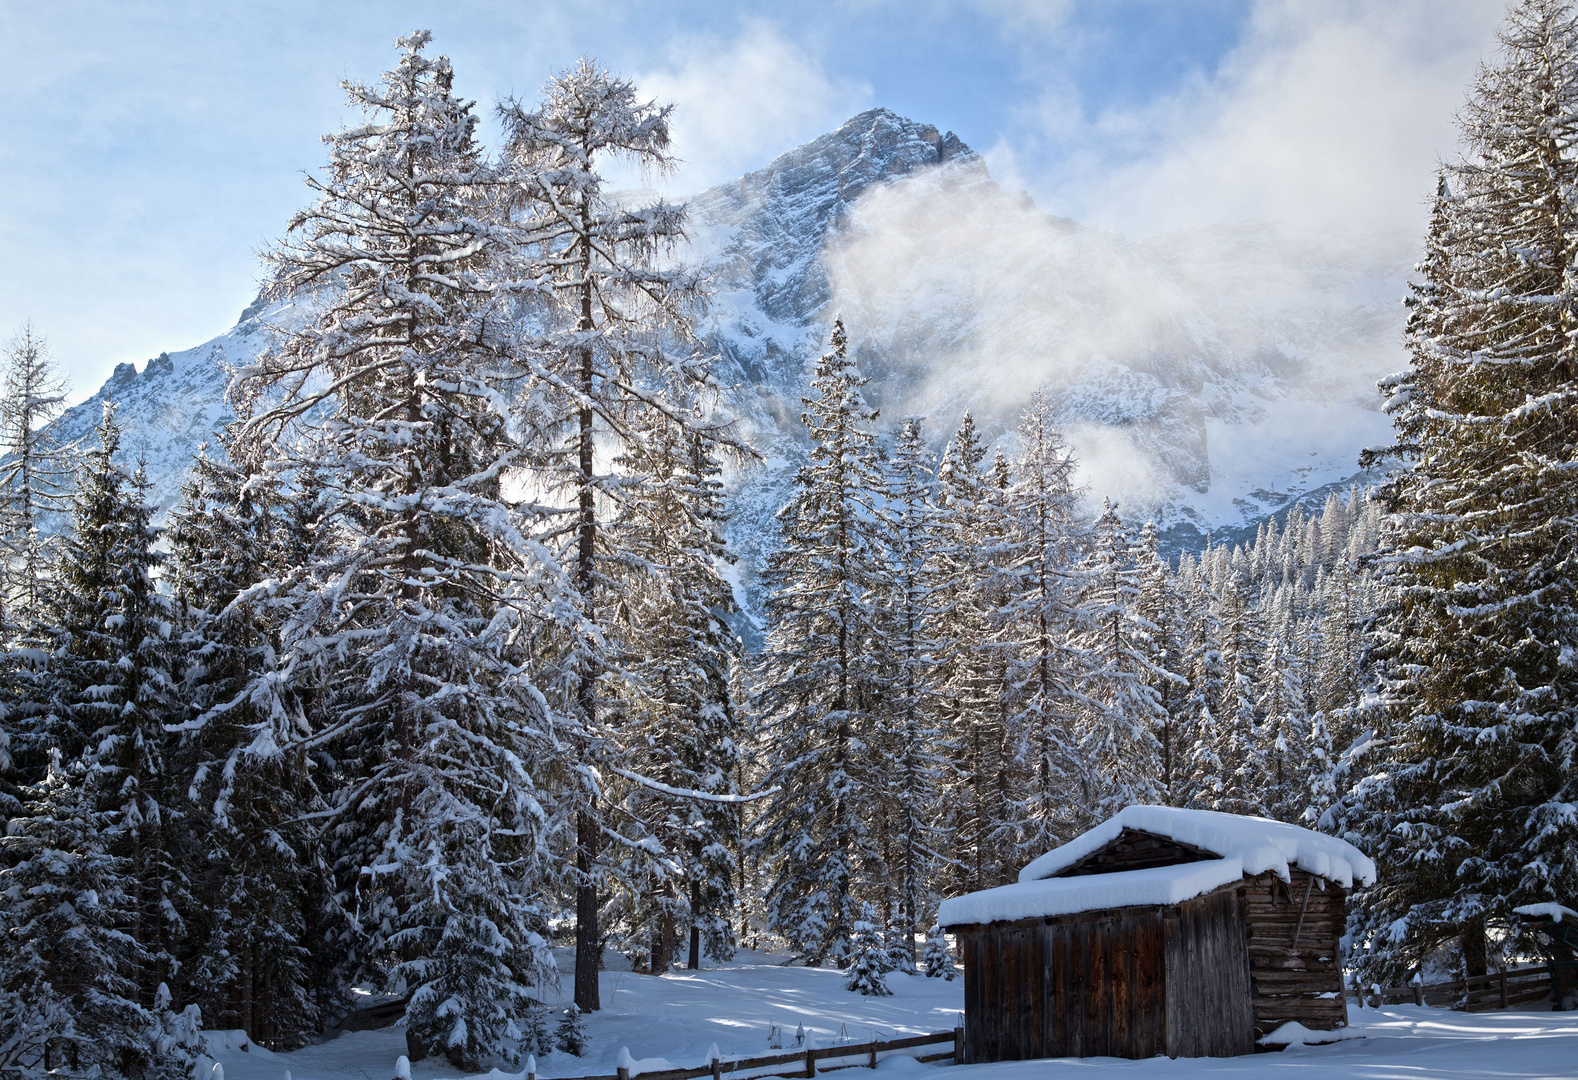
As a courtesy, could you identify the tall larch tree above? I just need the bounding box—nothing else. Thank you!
[499,59,731,1011]
[0,323,68,624]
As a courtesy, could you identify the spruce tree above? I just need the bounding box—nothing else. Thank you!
[2,406,192,1076]
[0,752,158,1077]
[842,904,892,997]
[612,416,743,972]
[1344,0,1578,983]
[934,423,1017,891]
[872,417,945,966]
[1073,501,1165,813]
[756,321,887,964]
[1134,522,1190,805]
[921,925,958,981]
[165,441,321,1048]
[992,391,1093,852]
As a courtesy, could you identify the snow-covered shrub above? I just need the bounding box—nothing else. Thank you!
[843,906,893,996]
[556,1005,588,1056]
[518,1001,553,1059]
[923,927,958,980]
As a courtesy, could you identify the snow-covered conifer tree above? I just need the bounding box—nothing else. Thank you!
[498,58,734,1011]
[934,423,1020,891]
[1343,0,1578,984]
[0,323,68,625]
[842,904,893,996]
[611,415,743,972]
[164,439,321,1048]
[1,405,195,1069]
[922,925,958,980]
[992,391,1094,851]
[1073,501,1164,812]
[232,33,562,1065]
[0,751,159,1077]
[1257,587,1312,822]
[756,321,888,964]
[872,417,946,966]
[1134,522,1190,804]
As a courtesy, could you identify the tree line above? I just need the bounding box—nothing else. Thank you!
[748,321,1384,973]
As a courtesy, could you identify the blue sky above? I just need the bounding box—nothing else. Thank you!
[1,0,1503,398]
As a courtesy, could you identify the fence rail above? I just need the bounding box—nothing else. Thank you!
[1351,965,1553,1012]
[524,1029,964,1080]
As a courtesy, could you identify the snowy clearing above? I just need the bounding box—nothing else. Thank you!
[195,955,1577,1080]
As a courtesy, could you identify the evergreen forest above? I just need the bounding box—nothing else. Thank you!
[2,4,1576,1075]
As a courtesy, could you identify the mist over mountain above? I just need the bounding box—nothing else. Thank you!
[47,107,1407,576]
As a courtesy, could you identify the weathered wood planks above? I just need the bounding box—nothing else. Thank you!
[953,871,1351,1060]
[1243,869,1348,1037]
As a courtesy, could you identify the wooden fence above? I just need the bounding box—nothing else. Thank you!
[1350,965,1553,1012]
[524,1030,964,1080]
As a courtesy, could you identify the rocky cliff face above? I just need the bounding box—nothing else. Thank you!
[43,107,1407,570]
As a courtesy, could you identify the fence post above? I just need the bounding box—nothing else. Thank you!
[806,1048,816,1079]
[1414,980,1423,1007]
[869,1045,877,1070]
[712,1058,722,1080]
[954,1027,964,1065]
[1500,970,1509,1009]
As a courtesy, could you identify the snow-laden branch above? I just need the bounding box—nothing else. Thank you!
[609,766,778,804]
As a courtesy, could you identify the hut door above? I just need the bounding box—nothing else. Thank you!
[1041,911,1167,1060]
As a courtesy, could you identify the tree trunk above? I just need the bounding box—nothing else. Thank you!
[573,195,602,1014]
[1463,916,1489,979]
[688,876,702,969]
[575,809,600,1011]
[657,890,675,976]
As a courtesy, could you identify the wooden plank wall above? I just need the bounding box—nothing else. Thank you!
[959,871,1347,1061]
[1163,886,1255,1058]
[1243,870,1348,1036]
[959,907,1168,1062]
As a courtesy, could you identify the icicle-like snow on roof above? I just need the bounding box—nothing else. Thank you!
[936,806,1375,928]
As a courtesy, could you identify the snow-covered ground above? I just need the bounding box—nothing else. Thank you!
[202,949,964,1080]
[196,953,1578,1080]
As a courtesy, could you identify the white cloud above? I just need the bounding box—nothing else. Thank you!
[1004,0,1504,238]
[631,22,872,193]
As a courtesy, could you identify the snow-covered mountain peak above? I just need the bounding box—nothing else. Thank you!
[691,109,982,389]
[43,108,1408,566]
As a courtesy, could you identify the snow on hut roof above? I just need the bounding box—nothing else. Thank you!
[936,806,1375,929]
[1018,806,1376,888]
[1515,902,1578,924]
[938,858,1244,927]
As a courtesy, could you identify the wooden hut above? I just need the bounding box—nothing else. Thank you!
[937,806,1375,1062]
